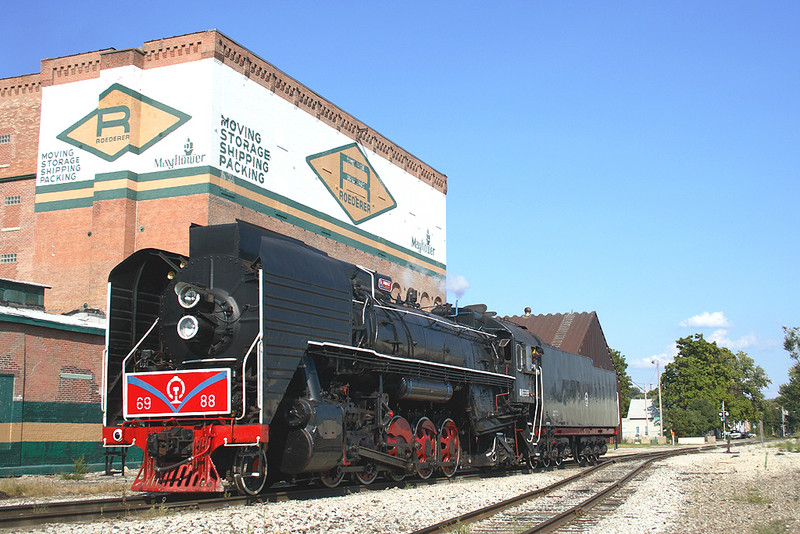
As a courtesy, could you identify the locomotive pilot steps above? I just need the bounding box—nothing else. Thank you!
[101,221,619,494]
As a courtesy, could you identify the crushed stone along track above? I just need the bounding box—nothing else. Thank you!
[410,448,697,534]
[0,466,529,531]
[2,446,735,532]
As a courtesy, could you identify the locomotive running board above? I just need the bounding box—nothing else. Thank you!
[307,341,515,388]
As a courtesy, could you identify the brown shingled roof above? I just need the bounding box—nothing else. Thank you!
[504,311,615,372]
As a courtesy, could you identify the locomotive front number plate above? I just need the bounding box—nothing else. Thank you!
[123,369,231,418]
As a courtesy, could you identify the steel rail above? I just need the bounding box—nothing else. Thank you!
[519,449,691,533]
[408,448,701,534]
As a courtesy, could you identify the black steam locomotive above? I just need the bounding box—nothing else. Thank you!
[102,221,619,494]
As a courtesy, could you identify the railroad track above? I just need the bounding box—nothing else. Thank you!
[408,448,697,534]
[0,444,740,531]
[0,469,484,530]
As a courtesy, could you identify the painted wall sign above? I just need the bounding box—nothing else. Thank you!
[35,59,446,272]
[306,143,396,224]
[56,84,191,162]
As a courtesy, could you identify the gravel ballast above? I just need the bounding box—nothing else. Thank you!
[6,441,799,534]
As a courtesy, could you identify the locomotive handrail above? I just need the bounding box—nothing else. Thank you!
[103,437,137,448]
[356,265,376,299]
[308,341,516,384]
[372,303,497,339]
[237,333,262,421]
[121,318,160,374]
[223,436,262,447]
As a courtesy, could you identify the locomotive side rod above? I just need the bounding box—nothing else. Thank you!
[354,445,414,470]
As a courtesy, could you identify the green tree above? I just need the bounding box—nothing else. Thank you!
[725,351,770,422]
[777,365,800,434]
[778,327,800,433]
[763,398,786,437]
[783,326,800,361]
[630,385,645,399]
[609,348,633,417]
[661,334,770,436]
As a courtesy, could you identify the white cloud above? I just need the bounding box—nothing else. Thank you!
[708,329,758,351]
[679,311,731,329]
[630,344,677,369]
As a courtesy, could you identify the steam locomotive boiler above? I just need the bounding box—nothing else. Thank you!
[102,221,619,494]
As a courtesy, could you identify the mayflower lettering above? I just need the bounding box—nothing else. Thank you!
[154,153,206,169]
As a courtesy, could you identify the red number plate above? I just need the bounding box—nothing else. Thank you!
[124,369,231,417]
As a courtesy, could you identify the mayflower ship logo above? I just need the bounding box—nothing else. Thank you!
[412,229,436,256]
[57,83,191,162]
[306,143,396,224]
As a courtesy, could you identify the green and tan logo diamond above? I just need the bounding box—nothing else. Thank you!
[57,83,191,162]
[306,143,396,224]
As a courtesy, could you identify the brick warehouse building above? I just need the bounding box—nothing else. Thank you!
[0,30,448,473]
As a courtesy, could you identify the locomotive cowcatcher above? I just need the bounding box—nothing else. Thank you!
[101,221,619,494]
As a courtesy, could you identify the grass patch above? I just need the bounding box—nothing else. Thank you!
[617,442,666,448]
[751,519,788,534]
[0,477,128,498]
[59,455,89,480]
[138,497,174,521]
[733,487,773,505]
[771,440,800,454]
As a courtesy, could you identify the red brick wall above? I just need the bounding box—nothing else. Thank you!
[0,74,41,180]
[28,194,211,314]
[0,73,40,284]
[0,321,103,403]
[0,177,36,283]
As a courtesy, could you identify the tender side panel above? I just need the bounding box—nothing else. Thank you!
[540,345,619,428]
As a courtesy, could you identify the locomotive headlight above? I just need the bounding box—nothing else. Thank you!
[175,282,201,309]
[177,315,200,340]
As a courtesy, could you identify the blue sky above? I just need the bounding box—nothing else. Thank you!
[3,2,798,397]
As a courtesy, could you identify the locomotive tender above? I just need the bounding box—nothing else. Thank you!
[102,221,619,494]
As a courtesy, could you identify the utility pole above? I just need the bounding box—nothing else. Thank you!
[643,385,649,441]
[780,405,786,437]
[719,401,730,453]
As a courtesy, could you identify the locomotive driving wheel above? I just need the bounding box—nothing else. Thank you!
[386,416,413,481]
[233,445,268,495]
[353,463,378,485]
[414,417,437,479]
[438,418,460,478]
[318,467,345,488]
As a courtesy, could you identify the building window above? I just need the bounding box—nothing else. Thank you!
[0,135,10,144]
[0,253,17,264]
[3,196,20,206]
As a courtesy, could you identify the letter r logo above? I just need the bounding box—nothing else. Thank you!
[96,106,131,136]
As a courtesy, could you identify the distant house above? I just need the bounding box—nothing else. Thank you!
[622,398,661,442]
